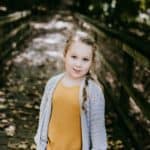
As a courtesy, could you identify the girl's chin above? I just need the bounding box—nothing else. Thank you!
[70,73,85,80]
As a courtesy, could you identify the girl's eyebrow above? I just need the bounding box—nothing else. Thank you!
[83,55,91,58]
[83,57,89,59]
[70,51,91,58]
[72,55,90,59]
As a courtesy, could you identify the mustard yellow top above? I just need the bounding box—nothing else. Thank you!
[46,80,82,150]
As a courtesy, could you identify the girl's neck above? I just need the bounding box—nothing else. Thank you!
[62,72,85,87]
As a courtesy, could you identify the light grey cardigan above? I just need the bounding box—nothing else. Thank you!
[34,73,107,150]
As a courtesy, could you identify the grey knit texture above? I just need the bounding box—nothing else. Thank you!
[34,73,107,150]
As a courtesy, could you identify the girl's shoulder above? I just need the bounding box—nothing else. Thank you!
[45,72,64,89]
[88,79,103,91]
[88,79,105,104]
[88,79,104,96]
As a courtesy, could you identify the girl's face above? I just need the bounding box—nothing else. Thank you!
[64,41,93,80]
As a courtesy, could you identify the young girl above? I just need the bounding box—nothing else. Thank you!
[34,33,107,150]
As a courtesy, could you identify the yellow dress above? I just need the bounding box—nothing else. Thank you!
[46,80,82,150]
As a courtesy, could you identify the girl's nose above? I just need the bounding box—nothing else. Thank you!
[75,60,82,68]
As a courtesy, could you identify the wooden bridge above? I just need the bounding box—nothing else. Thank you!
[0,9,149,150]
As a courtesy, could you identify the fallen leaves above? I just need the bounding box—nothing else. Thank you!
[5,125,16,136]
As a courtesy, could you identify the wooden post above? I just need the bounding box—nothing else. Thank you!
[119,50,133,109]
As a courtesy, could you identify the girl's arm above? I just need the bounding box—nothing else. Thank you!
[90,84,107,150]
[34,79,51,144]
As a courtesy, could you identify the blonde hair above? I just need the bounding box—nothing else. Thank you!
[64,33,99,112]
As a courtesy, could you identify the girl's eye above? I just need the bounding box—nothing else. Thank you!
[71,55,77,59]
[83,58,89,61]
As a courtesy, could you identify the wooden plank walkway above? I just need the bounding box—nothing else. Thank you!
[0,11,135,149]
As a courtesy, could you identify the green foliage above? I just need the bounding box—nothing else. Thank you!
[77,0,149,26]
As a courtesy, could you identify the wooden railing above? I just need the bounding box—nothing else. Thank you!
[0,11,31,84]
[0,11,31,65]
[75,13,150,149]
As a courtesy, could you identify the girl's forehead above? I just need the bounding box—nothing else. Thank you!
[69,41,92,54]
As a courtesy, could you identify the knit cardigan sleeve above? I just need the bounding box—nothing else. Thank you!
[34,77,53,144]
[89,82,107,150]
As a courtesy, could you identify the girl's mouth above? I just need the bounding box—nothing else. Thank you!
[73,68,81,73]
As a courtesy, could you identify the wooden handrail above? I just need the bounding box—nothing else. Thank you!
[0,23,29,46]
[0,11,31,65]
[0,10,31,26]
